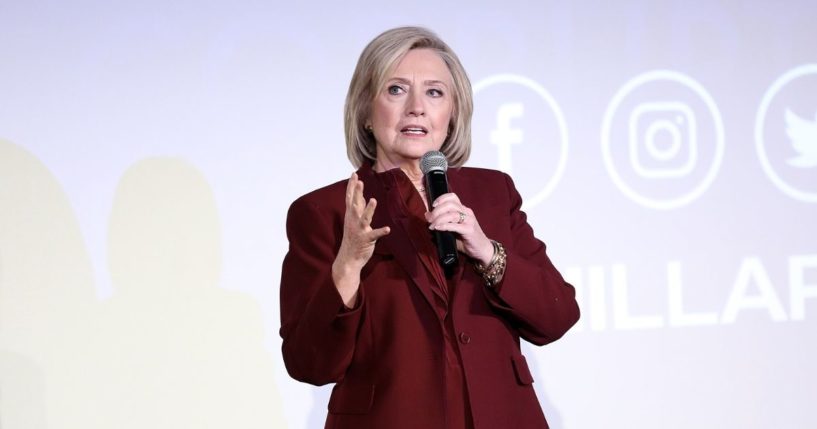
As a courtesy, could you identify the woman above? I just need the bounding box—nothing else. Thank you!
[280,26,579,429]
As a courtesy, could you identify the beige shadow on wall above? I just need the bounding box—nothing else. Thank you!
[91,157,285,428]
[0,349,48,428]
[1,142,286,428]
[0,139,98,428]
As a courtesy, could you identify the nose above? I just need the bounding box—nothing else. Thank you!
[405,88,425,117]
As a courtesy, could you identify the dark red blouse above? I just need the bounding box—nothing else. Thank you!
[382,167,474,429]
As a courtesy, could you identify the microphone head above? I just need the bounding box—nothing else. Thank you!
[420,151,448,174]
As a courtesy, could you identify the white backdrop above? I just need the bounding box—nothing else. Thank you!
[1,1,816,428]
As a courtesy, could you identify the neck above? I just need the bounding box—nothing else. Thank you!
[373,158,428,206]
[373,158,424,183]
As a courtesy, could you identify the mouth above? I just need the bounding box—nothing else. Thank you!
[400,125,428,136]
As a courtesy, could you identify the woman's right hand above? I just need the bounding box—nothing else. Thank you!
[332,172,390,307]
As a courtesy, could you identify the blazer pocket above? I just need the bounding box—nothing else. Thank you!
[328,381,375,415]
[511,355,535,385]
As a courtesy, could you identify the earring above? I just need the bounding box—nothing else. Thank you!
[365,124,373,132]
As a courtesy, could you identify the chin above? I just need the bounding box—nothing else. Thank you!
[409,147,436,159]
[396,143,432,156]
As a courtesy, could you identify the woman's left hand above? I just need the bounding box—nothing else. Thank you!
[425,193,494,266]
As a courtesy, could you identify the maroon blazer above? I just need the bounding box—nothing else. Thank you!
[280,163,580,429]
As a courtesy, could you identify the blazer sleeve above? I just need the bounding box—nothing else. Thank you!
[279,195,364,386]
[483,173,580,346]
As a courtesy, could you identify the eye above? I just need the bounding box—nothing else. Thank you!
[428,88,444,97]
[387,85,405,95]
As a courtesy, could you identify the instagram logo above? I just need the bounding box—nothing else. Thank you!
[628,102,697,179]
[602,70,724,210]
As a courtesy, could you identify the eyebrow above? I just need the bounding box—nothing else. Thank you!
[388,77,450,88]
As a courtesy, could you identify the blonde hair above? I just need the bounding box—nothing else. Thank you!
[344,26,473,168]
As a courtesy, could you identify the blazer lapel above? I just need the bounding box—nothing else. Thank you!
[358,165,441,312]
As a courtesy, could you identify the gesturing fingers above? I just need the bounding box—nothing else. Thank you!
[345,172,358,207]
[345,173,368,216]
[358,198,390,241]
[353,181,366,213]
[334,174,391,301]
[360,197,377,227]
[339,173,391,268]
[368,225,391,241]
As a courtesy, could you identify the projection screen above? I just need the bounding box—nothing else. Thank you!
[1,1,815,428]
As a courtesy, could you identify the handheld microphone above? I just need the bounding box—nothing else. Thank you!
[420,151,458,275]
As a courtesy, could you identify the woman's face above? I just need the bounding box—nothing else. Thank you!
[368,48,454,170]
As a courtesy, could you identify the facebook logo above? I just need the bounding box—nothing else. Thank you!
[472,74,569,209]
[490,103,525,172]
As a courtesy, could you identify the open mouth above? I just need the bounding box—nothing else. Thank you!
[401,126,428,136]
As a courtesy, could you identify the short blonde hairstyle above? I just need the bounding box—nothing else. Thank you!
[344,26,473,168]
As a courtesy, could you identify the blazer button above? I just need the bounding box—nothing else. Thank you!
[458,332,471,344]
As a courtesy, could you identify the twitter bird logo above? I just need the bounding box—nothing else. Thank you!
[785,108,817,168]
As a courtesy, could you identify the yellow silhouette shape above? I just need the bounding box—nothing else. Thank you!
[1,142,287,428]
[0,139,98,427]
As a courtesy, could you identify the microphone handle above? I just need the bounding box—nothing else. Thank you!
[425,170,459,273]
